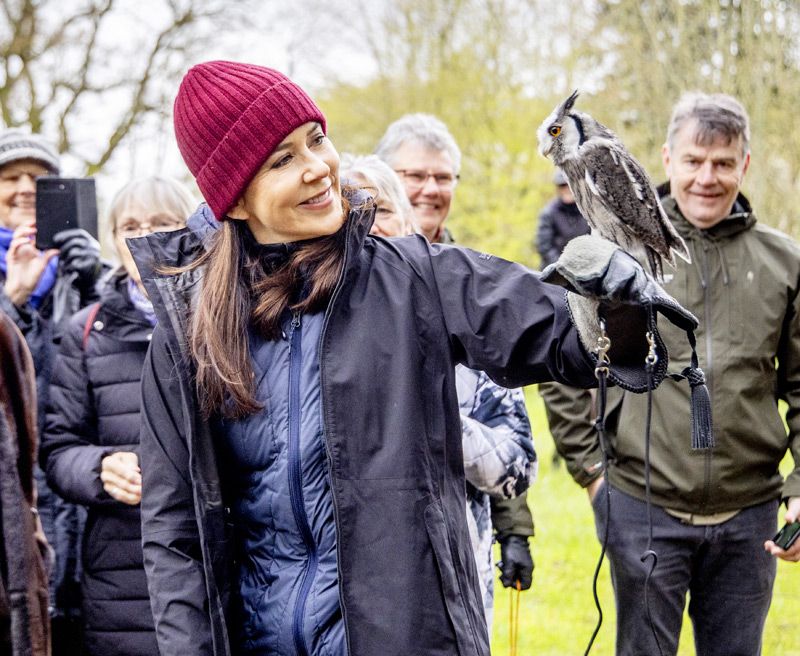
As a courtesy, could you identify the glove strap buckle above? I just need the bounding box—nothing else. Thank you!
[594,318,611,379]
[645,331,658,366]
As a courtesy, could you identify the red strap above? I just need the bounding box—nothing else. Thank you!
[82,303,102,351]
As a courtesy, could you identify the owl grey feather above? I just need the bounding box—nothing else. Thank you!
[537,91,689,280]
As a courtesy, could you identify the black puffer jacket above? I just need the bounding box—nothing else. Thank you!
[40,273,158,656]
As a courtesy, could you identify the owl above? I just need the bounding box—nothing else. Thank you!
[537,91,689,280]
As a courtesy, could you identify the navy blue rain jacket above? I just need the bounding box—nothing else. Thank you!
[131,200,604,656]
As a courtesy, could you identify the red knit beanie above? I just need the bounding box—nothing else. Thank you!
[173,60,327,219]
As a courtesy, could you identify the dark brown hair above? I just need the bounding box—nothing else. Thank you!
[185,201,350,419]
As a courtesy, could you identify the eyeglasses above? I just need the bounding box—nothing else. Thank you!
[117,214,184,238]
[394,169,459,190]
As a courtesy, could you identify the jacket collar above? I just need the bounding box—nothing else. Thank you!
[95,272,154,341]
[656,181,756,240]
[128,190,376,348]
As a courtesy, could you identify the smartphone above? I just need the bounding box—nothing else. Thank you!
[35,177,98,250]
[773,521,800,550]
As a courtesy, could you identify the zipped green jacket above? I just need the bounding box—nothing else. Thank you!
[559,190,800,514]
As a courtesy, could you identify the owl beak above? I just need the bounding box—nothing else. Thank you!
[539,141,552,158]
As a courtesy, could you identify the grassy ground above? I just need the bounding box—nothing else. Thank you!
[489,387,800,656]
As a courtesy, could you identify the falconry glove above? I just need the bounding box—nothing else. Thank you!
[542,235,712,448]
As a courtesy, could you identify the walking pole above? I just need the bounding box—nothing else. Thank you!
[509,579,521,656]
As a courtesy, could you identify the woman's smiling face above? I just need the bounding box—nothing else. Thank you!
[227,122,344,244]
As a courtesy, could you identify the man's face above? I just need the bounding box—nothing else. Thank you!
[390,141,456,242]
[662,119,750,230]
[0,159,50,230]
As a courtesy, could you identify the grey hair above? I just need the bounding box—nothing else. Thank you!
[374,113,462,175]
[340,153,418,236]
[666,92,750,155]
[108,176,195,237]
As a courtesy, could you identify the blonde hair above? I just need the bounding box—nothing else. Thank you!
[340,154,418,236]
[108,176,196,237]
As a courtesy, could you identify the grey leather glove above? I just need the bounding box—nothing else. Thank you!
[498,534,534,590]
[541,235,697,330]
[541,235,698,393]
[543,235,713,449]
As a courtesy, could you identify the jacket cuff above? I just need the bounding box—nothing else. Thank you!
[781,470,800,503]
[0,291,34,330]
[565,449,605,489]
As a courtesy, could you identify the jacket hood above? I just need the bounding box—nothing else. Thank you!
[656,181,756,240]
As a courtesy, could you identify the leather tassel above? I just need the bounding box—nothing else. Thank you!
[683,330,714,450]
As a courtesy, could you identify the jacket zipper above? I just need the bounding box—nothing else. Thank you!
[318,227,354,656]
[287,310,317,656]
[700,241,713,510]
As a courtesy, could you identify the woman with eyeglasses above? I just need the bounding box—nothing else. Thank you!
[129,61,690,656]
[40,176,193,656]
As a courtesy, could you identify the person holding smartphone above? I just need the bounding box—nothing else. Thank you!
[0,128,104,655]
[41,177,194,656]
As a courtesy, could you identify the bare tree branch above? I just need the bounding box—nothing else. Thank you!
[56,0,115,152]
[85,3,195,174]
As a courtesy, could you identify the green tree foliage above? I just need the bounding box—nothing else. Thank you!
[315,0,569,266]
[312,0,800,258]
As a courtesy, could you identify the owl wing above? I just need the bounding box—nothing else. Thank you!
[579,139,674,258]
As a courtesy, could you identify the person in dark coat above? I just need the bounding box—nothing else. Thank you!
[0,128,105,653]
[40,177,194,655]
[340,153,536,630]
[132,61,696,656]
[0,312,50,656]
[534,168,590,268]
[374,113,538,598]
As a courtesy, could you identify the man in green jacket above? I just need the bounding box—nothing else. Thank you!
[553,92,800,655]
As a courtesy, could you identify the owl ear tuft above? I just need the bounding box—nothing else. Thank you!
[559,90,580,116]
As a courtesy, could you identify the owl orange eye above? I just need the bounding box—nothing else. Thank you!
[548,125,562,137]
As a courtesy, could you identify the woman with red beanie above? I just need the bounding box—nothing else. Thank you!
[131,61,691,656]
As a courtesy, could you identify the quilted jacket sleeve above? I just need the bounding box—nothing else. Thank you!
[457,366,536,499]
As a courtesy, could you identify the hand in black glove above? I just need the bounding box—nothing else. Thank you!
[497,534,533,590]
[53,228,101,291]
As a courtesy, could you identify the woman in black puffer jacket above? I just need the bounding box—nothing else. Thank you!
[40,177,194,655]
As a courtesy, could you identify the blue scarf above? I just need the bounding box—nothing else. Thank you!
[127,277,157,326]
[0,226,59,309]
